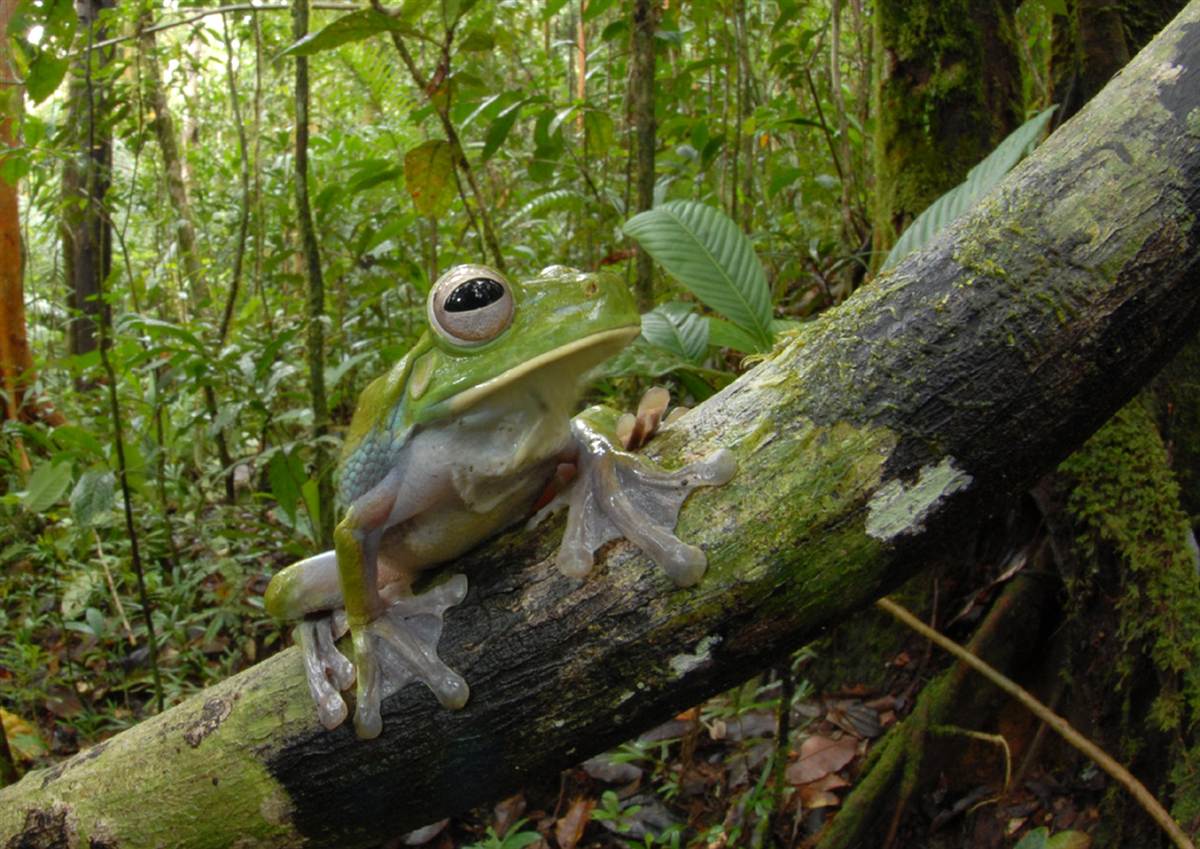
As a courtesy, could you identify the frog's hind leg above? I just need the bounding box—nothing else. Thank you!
[351,573,470,739]
[559,413,735,587]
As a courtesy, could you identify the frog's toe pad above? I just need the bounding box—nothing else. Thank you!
[559,427,737,586]
[296,616,355,730]
[350,574,470,738]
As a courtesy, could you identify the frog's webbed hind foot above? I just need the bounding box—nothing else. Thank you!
[351,574,470,739]
[559,414,736,587]
[296,612,355,730]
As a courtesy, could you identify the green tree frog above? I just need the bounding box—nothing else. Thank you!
[265,264,735,738]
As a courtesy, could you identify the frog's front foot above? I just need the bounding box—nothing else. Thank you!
[559,413,736,587]
[349,574,470,738]
[296,575,469,737]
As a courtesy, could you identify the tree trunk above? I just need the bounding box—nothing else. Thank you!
[871,0,1022,258]
[61,0,114,359]
[0,0,33,423]
[137,14,208,310]
[629,0,659,310]
[2,5,1200,845]
[292,0,335,548]
[1052,0,1185,121]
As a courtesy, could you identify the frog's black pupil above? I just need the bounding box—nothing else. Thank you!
[445,278,505,312]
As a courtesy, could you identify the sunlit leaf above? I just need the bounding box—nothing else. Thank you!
[623,200,773,351]
[23,461,72,513]
[883,106,1057,270]
[404,139,455,217]
[70,469,114,527]
[279,9,416,58]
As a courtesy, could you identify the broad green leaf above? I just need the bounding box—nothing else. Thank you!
[23,461,72,513]
[482,102,524,161]
[706,316,761,354]
[24,53,69,104]
[70,469,115,527]
[623,200,773,351]
[583,0,616,21]
[641,303,709,363]
[541,0,570,20]
[584,109,613,151]
[459,29,494,51]
[883,106,1057,270]
[268,450,303,522]
[600,20,628,41]
[404,139,455,217]
[1013,828,1049,849]
[279,9,416,57]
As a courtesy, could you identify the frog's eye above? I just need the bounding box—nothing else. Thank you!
[428,265,515,346]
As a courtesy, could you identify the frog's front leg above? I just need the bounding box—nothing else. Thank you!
[558,405,736,586]
[335,495,470,739]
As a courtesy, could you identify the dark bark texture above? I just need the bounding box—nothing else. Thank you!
[60,0,115,359]
[872,0,1022,255]
[2,5,1200,847]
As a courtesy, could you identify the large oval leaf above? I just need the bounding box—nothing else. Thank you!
[279,9,416,58]
[404,139,455,218]
[623,200,773,351]
[23,461,72,514]
[883,106,1057,270]
[640,303,709,363]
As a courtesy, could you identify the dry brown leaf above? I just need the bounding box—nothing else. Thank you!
[492,792,526,837]
[786,734,858,785]
[797,773,850,810]
[553,797,594,849]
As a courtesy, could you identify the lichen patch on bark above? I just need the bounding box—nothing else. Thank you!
[865,457,973,542]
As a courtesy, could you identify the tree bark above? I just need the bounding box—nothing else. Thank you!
[2,5,1200,846]
[871,0,1022,258]
[0,0,33,423]
[292,0,335,548]
[630,0,659,310]
[137,14,208,310]
[61,0,114,359]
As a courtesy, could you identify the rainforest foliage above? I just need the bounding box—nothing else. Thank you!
[1,0,1198,847]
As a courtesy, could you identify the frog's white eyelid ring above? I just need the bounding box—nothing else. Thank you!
[428,264,515,346]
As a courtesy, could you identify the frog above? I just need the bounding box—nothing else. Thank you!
[265,264,736,738]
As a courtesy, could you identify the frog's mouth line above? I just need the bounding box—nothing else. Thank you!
[448,324,641,413]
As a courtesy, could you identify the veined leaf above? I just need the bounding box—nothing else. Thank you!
[706,316,761,354]
[279,9,416,58]
[641,303,709,363]
[71,469,115,527]
[404,139,455,217]
[23,461,72,514]
[623,200,773,351]
[482,101,524,161]
[883,106,1057,271]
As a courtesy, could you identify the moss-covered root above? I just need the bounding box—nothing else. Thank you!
[816,575,1053,849]
[1058,397,1200,837]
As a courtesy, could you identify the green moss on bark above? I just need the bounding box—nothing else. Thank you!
[1059,399,1200,833]
[872,0,1022,256]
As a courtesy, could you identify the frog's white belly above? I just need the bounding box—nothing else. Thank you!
[375,386,576,583]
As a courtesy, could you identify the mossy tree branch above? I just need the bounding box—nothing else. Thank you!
[2,5,1200,847]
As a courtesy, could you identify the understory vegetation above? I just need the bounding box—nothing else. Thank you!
[1,0,1199,847]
